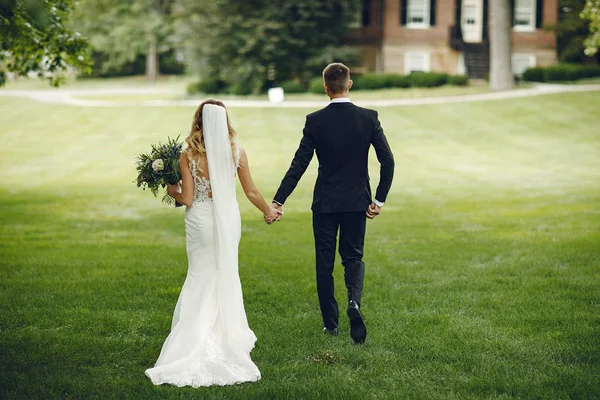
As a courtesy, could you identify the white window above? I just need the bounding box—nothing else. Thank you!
[511,54,536,75]
[407,0,430,28]
[513,0,536,32]
[464,5,477,25]
[404,51,431,74]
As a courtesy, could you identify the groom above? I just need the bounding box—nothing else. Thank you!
[272,63,395,344]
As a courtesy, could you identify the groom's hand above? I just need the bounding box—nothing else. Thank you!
[271,202,283,222]
[366,202,381,219]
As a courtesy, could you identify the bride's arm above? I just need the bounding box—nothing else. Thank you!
[167,153,194,207]
[237,147,281,221]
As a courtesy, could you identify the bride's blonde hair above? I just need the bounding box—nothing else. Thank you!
[184,99,237,163]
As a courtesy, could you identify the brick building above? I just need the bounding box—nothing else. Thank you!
[352,0,557,78]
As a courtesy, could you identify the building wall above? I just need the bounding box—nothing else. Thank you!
[511,0,558,67]
[382,0,452,46]
[380,0,457,74]
[356,0,558,74]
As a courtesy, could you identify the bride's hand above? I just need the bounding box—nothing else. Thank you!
[167,183,181,197]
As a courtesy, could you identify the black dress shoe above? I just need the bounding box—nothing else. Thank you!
[347,300,366,344]
[323,327,339,336]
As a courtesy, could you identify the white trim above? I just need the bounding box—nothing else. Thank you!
[511,53,536,75]
[404,51,431,74]
[513,0,536,32]
[406,0,430,29]
[458,52,466,75]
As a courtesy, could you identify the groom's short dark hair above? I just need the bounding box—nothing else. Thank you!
[322,63,350,94]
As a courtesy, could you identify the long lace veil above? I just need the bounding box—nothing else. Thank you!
[202,104,256,352]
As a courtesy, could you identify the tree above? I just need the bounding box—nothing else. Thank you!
[71,0,175,80]
[0,0,91,87]
[581,0,600,56]
[489,0,515,90]
[553,0,594,63]
[174,0,360,93]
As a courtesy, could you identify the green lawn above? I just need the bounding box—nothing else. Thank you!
[1,91,599,399]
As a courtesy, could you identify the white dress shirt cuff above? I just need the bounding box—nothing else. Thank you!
[374,199,384,208]
[272,200,283,206]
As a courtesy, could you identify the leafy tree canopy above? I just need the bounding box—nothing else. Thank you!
[71,0,175,77]
[581,0,600,56]
[0,0,91,87]
[174,0,361,93]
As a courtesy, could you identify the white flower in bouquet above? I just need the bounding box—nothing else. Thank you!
[152,158,164,172]
[135,136,183,206]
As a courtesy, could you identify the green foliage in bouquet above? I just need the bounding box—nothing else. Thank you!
[135,136,183,205]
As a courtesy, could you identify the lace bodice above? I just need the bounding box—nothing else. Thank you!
[188,142,241,204]
[189,159,213,203]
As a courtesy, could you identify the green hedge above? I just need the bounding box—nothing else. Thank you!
[448,75,469,86]
[228,80,252,96]
[522,64,600,82]
[188,71,472,96]
[352,72,454,90]
[384,74,411,88]
[522,67,545,82]
[353,74,388,90]
[407,72,449,88]
[280,80,305,93]
[352,73,407,90]
[187,78,228,95]
[309,77,325,94]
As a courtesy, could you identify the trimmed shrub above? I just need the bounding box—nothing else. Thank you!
[229,80,253,95]
[522,67,545,82]
[448,75,469,86]
[309,77,325,94]
[581,64,600,78]
[352,73,410,90]
[353,73,388,90]
[186,81,202,95]
[280,80,305,93]
[523,64,600,83]
[187,77,228,95]
[383,74,411,88]
[407,72,449,88]
[543,64,581,82]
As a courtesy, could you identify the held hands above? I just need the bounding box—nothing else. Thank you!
[264,203,283,225]
[366,202,382,219]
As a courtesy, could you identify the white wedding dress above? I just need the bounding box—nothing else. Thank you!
[145,105,261,387]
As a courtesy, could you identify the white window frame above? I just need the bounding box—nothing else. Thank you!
[404,51,431,74]
[511,53,536,75]
[406,0,430,29]
[513,0,536,32]
[457,52,466,75]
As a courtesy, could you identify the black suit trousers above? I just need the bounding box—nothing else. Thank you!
[312,211,366,330]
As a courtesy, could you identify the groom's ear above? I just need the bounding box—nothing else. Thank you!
[347,79,353,91]
[323,82,329,94]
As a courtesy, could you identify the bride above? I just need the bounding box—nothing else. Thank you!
[145,100,281,387]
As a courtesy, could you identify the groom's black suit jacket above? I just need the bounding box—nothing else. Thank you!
[274,102,395,214]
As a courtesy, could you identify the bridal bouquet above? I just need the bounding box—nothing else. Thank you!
[135,136,184,206]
